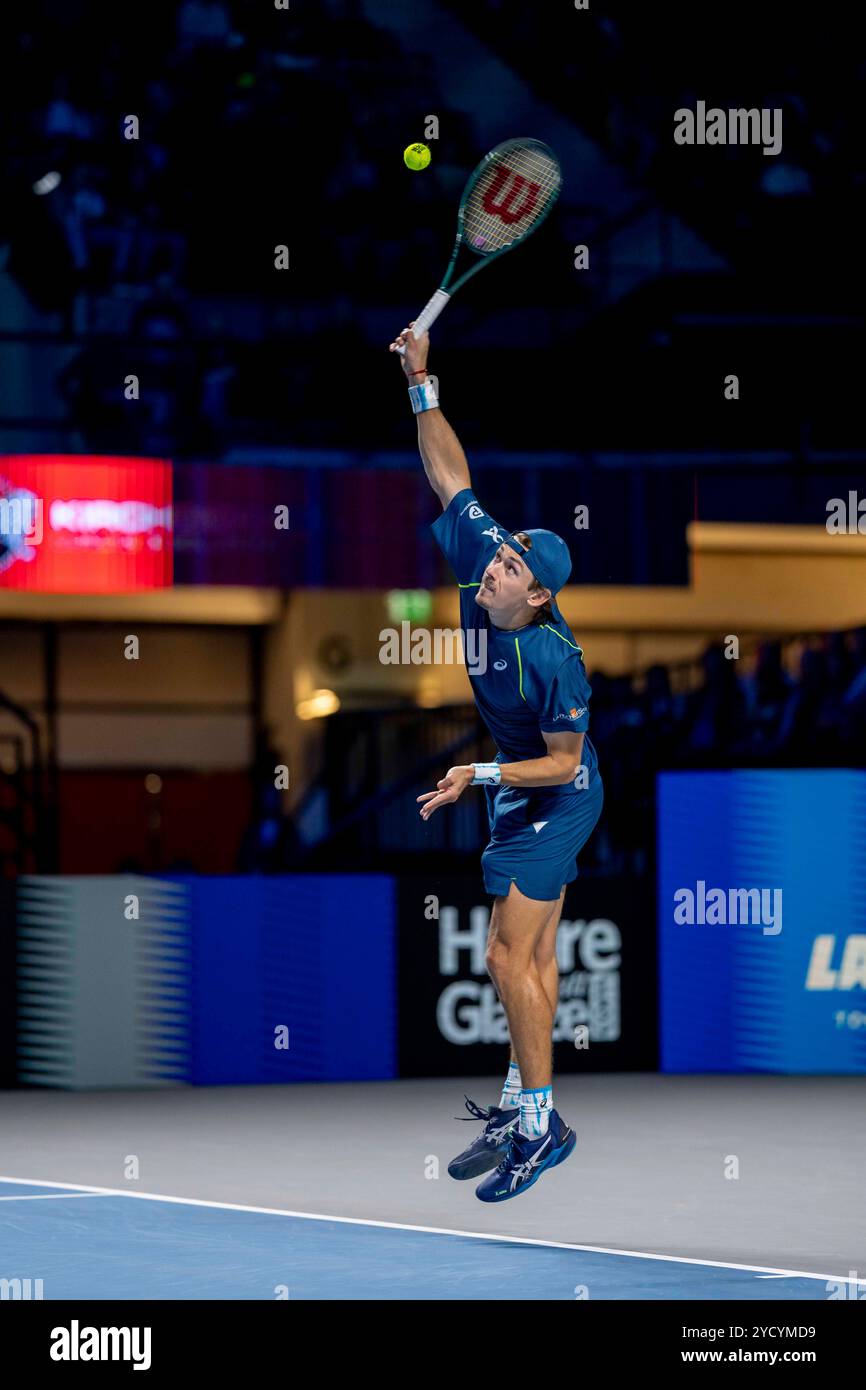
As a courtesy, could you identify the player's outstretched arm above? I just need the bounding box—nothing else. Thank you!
[389,323,471,511]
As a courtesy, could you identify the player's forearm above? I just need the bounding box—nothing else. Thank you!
[498,754,577,788]
[415,400,472,504]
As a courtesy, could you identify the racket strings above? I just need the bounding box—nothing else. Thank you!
[463,142,561,255]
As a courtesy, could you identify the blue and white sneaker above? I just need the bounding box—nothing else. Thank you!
[475,1109,576,1202]
[448,1096,520,1180]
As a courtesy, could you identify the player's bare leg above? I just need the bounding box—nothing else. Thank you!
[533,885,566,1021]
[501,887,564,1064]
[486,883,563,1089]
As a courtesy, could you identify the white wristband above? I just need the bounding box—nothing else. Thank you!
[471,762,501,786]
[408,378,439,414]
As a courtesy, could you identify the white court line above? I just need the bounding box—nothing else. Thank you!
[0,1192,108,1202]
[0,1173,852,1286]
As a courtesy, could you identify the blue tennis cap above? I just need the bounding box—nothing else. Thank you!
[505,527,572,621]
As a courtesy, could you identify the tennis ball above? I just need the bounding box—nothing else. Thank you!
[404,142,431,171]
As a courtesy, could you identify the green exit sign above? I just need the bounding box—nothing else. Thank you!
[386,589,433,624]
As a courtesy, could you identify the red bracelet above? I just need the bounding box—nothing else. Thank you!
[406,368,428,376]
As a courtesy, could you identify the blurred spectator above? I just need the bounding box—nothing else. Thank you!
[52,167,108,280]
[683,645,745,759]
[43,75,95,146]
[198,342,239,451]
[772,647,832,761]
[739,641,792,756]
[177,0,232,48]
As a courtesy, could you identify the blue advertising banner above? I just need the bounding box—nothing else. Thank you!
[187,875,396,1084]
[12,874,397,1088]
[657,770,866,1073]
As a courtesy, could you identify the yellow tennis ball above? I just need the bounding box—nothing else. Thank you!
[404,142,431,171]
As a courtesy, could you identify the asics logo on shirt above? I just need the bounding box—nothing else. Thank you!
[493,659,507,670]
[482,525,505,544]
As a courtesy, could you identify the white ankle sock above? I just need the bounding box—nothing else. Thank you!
[519,1085,552,1138]
[498,1060,521,1112]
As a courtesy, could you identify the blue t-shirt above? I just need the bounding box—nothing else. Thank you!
[430,488,599,792]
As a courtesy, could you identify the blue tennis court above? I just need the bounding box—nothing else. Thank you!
[0,1176,852,1301]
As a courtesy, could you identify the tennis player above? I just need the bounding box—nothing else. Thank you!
[389,322,604,1202]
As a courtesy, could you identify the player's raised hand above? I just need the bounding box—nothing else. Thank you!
[389,321,429,378]
[417,765,474,820]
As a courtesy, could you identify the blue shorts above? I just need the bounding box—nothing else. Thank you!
[482,774,604,902]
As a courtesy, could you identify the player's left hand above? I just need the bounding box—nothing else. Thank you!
[417,765,474,819]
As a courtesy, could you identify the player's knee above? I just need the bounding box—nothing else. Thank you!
[485,938,506,978]
[533,939,556,970]
[486,937,530,980]
[486,934,515,977]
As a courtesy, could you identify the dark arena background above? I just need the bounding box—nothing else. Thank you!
[0,0,864,1349]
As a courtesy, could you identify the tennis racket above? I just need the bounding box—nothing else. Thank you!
[396,136,562,354]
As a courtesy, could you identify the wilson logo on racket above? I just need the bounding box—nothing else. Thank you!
[481,165,541,225]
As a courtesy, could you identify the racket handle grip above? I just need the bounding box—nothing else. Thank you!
[395,289,451,356]
[412,289,450,338]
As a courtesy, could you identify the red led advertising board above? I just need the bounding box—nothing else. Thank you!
[0,456,172,592]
